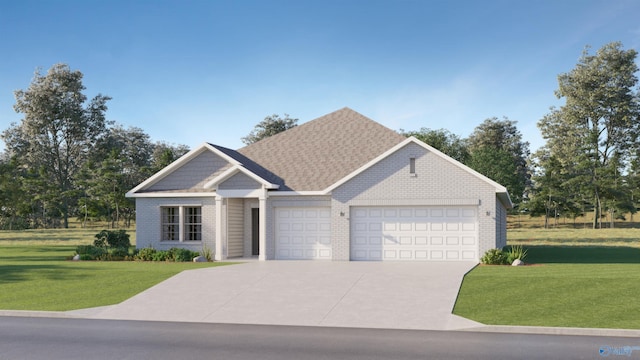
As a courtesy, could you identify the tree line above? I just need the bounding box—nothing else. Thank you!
[406,42,640,229]
[0,41,637,230]
[0,64,188,229]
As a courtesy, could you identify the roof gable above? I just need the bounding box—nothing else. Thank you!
[238,107,406,191]
[127,143,278,197]
[325,137,513,208]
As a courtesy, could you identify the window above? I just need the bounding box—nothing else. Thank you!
[409,157,416,175]
[184,207,202,241]
[161,206,202,242]
[161,207,179,241]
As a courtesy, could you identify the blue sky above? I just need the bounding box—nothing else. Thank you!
[1,0,639,153]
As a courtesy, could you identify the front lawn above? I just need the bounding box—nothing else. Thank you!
[453,246,640,329]
[0,245,230,311]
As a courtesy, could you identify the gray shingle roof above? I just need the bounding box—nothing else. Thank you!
[237,107,406,191]
[208,144,286,188]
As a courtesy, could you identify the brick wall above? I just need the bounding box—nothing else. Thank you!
[135,197,216,252]
[331,142,502,261]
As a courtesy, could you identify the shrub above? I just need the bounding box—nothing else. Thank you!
[131,247,199,262]
[505,245,528,264]
[170,248,199,262]
[135,247,157,261]
[75,245,106,260]
[110,247,130,259]
[94,230,131,250]
[152,250,170,262]
[480,248,508,265]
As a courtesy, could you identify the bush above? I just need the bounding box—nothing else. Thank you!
[94,230,131,250]
[169,247,199,262]
[110,247,130,259]
[131,247,199,262]
[480,248,508,265]
[152,250,170,262]
[75,245,107,260]
[505,245,528,264]
[134,247,157,261]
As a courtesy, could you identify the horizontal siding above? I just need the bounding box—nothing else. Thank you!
[228,198,244,257]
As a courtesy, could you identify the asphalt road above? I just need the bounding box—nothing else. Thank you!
[0,316,638,360]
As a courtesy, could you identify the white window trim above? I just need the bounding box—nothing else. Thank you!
[160,205,203,243]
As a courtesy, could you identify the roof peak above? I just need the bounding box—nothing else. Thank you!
[236,108,406,191]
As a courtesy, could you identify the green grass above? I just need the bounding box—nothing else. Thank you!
[508,227,640,248]
[0,226,136,246]
[454,245,640,329]
[0,245,231,311]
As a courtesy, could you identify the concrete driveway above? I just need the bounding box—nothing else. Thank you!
[84,261,482,330]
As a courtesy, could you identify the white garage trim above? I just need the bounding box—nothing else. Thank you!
[351,206,478,261]
[275,207,332,260]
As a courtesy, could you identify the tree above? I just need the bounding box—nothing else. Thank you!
[241,114,298,145]
[467,117,530,206]
[78,126,158,227]
[400,128,469,163]
[528,148,585,228]
[150,141,190,172]
[467,146,522,198]
[2,64,111,228]
[0,157,30,229]
[538,42,640,229]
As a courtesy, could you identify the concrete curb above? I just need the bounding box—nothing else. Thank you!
[0,310,78,319]
[461,325,640,337]
[2,309,638,337]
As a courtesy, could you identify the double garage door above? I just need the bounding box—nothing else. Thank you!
[351,206,478,261]
[275,206,478,261]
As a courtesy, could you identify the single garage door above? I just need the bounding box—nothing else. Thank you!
[275,207,332,260]
[351,206,478,261]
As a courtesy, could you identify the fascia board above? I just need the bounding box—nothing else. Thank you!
[125,192,216,198]
[268,191,328,196]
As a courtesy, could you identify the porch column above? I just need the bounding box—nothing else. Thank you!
[258,192,267,261]
[215,196,225,261]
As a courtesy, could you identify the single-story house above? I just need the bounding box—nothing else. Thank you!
[127,108,512,262]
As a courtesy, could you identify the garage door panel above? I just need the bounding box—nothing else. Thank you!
[446,236,459,245]
[462,236,476,245]
[431,236,444,245]
[276,207,332,260]
[351,206,478,261]
[462,250,476,260]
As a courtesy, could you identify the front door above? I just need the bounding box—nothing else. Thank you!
[251,208,259,256]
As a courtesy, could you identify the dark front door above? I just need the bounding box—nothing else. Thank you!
[251,208,259,256]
